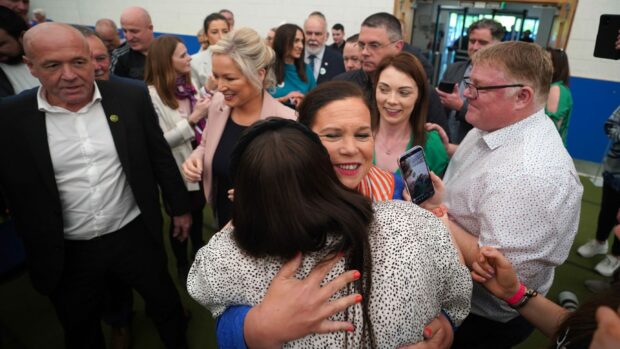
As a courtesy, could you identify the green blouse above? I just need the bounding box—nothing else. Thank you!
[544,81,573,146]
[374,130,449,176]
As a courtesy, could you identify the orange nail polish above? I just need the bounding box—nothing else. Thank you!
[424,327,433,338]
[355,294,363,303]
[352,271,361,280]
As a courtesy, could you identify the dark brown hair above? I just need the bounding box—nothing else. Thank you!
[298,81,371,129]
[230,118,376,347]
[273,24,308,84]
[550,283,620,349]
[373,52,429,147]
[202,12,229,46]
[144,35,186,109]
[546,48,570,87]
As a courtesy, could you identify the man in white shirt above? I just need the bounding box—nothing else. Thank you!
[438,41,583,348]
[0,23,191,348]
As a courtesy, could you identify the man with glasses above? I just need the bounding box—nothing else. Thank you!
[334,12,448,133]
[436,41,583,348]
[437,19,504,144]
[304,12,345,84]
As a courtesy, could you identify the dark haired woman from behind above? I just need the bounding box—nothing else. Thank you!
[544,48,573,146]
[269,23,316,108]
[187,118,471,347]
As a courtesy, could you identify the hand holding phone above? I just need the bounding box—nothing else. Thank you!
[398,146,435,204]
[438,81,456,93]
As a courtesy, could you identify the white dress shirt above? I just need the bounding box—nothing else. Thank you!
[39,84,140,240]
[304,46,325,81]
[0,63,40,94]
[444,109,583,322]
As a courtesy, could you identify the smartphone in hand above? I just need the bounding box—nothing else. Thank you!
[438,81,456,93]
[398,146,435,204]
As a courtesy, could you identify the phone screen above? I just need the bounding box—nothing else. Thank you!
[398,146,435,204]
[438,81,455,93]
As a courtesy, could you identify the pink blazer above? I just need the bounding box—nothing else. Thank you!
[189,91,296,204]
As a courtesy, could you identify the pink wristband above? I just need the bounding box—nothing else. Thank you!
[505,283,526,306]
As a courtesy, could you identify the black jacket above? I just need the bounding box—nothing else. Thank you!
[0,79,190,294]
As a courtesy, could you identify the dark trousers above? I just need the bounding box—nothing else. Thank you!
[170,190,205,270]
[596,177,620,256]
[49,216,187,349]
[452,313,534,349]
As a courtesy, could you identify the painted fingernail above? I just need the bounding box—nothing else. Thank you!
[424,327,433,338]
[352,271,361,280]
[338,251,345,258]
[347,325,355,332]
[355,295,363,303]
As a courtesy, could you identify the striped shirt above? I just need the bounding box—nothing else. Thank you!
[357,166,395,202]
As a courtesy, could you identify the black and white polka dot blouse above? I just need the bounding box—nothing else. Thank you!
[187,200,472,348]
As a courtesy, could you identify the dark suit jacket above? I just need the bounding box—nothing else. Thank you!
[316,46,346,85]
[402,43,434,82]
[0,79,190,294]
[440,60,471,143]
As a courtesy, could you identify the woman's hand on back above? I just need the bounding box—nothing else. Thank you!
[243,252,362,348]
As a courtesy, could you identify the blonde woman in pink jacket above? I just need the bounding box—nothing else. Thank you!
[182,28,296,228]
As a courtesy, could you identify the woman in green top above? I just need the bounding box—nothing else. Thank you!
[545,48,573,146]
[372,52,449,196]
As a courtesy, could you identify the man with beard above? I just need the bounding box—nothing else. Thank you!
[304,11,345,84]
[0,5,39,97]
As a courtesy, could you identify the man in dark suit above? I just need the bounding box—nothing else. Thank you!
[304,11,345,84]
[333,12,449,134]
[0,23,190,348]
[436,19,504,144]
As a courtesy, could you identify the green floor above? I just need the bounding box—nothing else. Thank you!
[0,176,610,348]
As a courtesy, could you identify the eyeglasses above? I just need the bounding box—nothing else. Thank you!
[463,76,524,99]
[357,40,398,52]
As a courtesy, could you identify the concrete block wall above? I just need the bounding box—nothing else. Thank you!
[29,0,392,44]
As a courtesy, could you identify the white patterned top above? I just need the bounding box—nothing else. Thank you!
[444,109,583,322]
[188,200,471,348]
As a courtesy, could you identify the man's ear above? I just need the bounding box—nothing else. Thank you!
[394,40,404,52]
[23,56,37,77]
[514,86,534,110]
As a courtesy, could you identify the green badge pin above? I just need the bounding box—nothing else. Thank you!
[109,114,119,122]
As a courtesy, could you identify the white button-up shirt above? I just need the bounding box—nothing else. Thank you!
[304,46,325,81]
[38,84,140,240]
[444,109,583,322]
